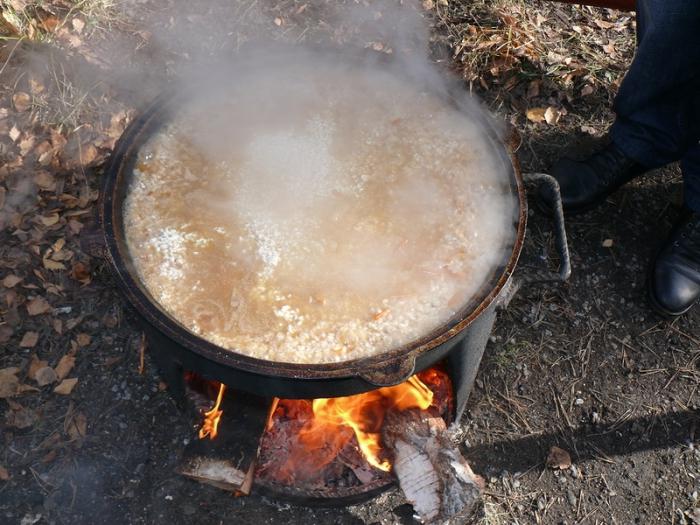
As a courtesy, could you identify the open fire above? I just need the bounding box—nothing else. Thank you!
[186,367,453,491]
[199,383,226,440]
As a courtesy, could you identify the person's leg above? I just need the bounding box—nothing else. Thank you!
[611,0,700,168]
[682,143,700,213]
[539,0,700,216]
[648,143,700,317]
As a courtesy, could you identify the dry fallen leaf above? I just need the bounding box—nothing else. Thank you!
[544,106,561,125]
[40,213,60,227]
[42,256,66,271]
[54,377,78,395]
[26,296,51,316]
[41,450,57,464]
[76,333,91,347]
[28,76,44,95]
[65,410,87,440]
[273,17,283,26]
[28,355,48,380]
[5,401,37,429]
[2,274,22,288]
[70,262,90,284]
[0,465,9,481]
[0,367,21,398]
[79,144,98,166]
[526,107,547,123]
[581,84,595,97]
[34,366,57,386]
[34,171,56,191]
[12,91,31,112]
[40,15,60,32]
[55,355,75,380]
[594,18,615,29]
[526,80,541,99]
[68,219,83,235]
[0,326,13,343]
[8,125,20,142]
[602,41,615,55]
[65,33,82,48]
[19,135,35,156]
[66,317,82,331]
[53,238,66,252]
[546,446,572,470]
[71,17,85,33]
[19,331,39,348]
[602,238,614,248]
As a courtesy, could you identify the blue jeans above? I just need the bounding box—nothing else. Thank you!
[610,0,700,212]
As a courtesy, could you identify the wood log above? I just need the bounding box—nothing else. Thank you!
[382,410,483,524]
[177,390,271,494]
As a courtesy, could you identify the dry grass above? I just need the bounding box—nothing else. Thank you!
[1,0,637,152]
[432,0,635,98]
[0,0,128,40]
[33,54,105,129]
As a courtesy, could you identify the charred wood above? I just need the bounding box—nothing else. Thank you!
[177,390,271,494]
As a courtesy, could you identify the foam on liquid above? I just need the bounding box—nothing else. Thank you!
[123,61,517,364]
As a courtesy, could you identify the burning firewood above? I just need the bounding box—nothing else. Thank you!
[382,410,483,524]
[177,388,271,495]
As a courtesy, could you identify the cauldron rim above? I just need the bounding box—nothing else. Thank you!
[100,51,527,394]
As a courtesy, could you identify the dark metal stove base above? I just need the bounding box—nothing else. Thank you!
[448,304,497,422]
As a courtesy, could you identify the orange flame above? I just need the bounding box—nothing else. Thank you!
[270,374,434,476]
[199,383,226,439]
[312,376,432,470]
[266,397,280,431]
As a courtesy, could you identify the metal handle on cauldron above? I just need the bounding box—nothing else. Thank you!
[522,172,572,283]
[499,173,571,294]
[496,172,571,310]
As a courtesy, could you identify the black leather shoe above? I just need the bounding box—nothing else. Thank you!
[649,208,700,317]
[537,141,648,215]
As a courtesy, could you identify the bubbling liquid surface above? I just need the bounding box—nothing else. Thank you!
[123,62,517,364]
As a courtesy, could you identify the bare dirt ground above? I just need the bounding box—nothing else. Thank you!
[0,1,698,524]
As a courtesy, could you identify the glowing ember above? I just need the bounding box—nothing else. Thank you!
[199,383,226,439]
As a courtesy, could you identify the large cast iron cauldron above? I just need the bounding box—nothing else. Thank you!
[96,50,570,400]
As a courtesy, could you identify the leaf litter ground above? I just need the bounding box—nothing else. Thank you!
[0,0,698,524]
